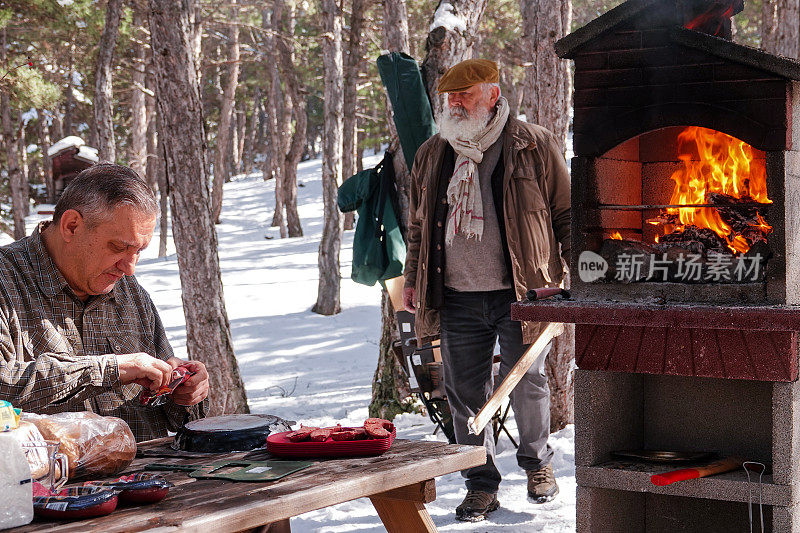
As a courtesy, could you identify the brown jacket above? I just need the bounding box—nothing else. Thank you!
[404,117,571,344]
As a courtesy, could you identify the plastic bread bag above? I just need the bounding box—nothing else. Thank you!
[24,412,136,480]
[0,433,34,529]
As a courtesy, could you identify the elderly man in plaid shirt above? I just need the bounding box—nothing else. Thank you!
[0,163,208,441]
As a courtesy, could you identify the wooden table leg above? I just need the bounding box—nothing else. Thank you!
[369,479,437,533]
[239,518,291,533]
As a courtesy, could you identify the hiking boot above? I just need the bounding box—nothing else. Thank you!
[527,464,559,503]
[455,490,499,522]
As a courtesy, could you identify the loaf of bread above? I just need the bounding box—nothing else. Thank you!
[25,412,136,479]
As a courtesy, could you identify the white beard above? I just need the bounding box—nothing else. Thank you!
[438,105,492,143]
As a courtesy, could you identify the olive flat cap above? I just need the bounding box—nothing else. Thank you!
[437,59,499,93]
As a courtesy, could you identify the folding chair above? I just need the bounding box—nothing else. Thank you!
[385,277,517,448]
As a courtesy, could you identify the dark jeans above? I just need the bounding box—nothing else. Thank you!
[440,288,553,493]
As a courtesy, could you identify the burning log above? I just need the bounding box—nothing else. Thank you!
[654,226,727,255]
[707,192,771,247]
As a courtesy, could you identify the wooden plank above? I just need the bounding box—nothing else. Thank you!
[239,519,291,533]
[369,497,437,533]
[374,479,436,503]
[385,275,405,312]
[15,439,485,533]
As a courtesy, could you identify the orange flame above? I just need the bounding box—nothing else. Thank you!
[666,126,771,254]
[610,231,622,240]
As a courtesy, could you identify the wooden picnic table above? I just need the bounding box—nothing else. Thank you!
[13,436,486,533]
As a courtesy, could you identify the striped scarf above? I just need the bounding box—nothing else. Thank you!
[445,96,510,245]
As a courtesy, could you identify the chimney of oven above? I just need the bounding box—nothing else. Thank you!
[678,0,744,40]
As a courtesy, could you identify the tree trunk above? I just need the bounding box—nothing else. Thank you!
[242,92,258,175]
[369,291,414,419]
[148,0,249,416]
[519,0,574,432]
[259,9,278,184]
[211,1,240,224]
[235,102,246,174]
[274,0,305,238]
[94,0,122,162]
[421,0,488,119]
[762,0,800,58]
[368,0,414,419]
[1,29,25,240]
[37,115,55,204]
[312,0,344,316]
[64,46,75,137]
[3,104,25,240]
[129,5,149,177]
[157,130,170,258]
[342,0,366,231]
[519,0,572,151]
[17,125,29,217]
[383,0,410,54]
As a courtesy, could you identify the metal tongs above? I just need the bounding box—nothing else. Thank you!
[743,461,765,533]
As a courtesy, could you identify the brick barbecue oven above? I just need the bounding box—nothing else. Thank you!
[511,0,800,530]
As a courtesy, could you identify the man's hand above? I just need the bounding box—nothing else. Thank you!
[166,357,209,406]
[117,353,173,391]
[403,286,416,313]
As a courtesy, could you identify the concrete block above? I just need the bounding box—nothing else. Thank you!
[577,486,644,533]
[644,374,772,463]
[772,379,800,487]
[646,493,769,532]
[575,370,644,466]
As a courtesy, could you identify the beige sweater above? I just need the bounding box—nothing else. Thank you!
[444,138,512,292]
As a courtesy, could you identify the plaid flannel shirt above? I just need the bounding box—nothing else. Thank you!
[0,222,203,441]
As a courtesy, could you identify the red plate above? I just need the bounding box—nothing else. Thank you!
[266,425,396,458]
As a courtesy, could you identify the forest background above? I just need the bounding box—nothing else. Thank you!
[0,0,796,425]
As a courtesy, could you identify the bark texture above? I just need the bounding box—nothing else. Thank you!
[519,0,572,151]
[762,0,800,58]
[1,29,25,240]
[342,0,366,231]
[312,0,344,316]
[369,292,414,419]
[369,0,414,419]
[94,0,122,162]
[383,0,410,54]
[275,0,304,238]
[421,0,488,119]
[520,0,574,433]
[37,115,55,204]
[211,0,240,224]
[148,0,249,416]
[129,5,149,178]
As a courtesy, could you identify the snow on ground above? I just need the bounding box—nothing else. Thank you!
[48,152,576,531]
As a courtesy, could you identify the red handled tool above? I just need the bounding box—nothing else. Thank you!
[525,287,571,301]
[650,456,742,486]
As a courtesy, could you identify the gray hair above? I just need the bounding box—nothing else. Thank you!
[481,82,501,97]
[54,163,159,227]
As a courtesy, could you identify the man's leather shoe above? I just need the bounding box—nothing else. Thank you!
[527,464,559,503]
[455,490,499,522]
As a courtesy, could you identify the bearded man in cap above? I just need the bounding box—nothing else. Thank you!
[402,58,570,522]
